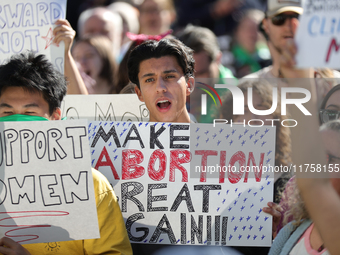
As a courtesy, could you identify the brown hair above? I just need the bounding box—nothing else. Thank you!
[116,41,138,94]
[73,35,118,93]
[281,177,308,227]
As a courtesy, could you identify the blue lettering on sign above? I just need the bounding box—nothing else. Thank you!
[0,2,65,29]
[308,15,340,37]
[0,2,65,55]
[308,16,319,36]
[0,29,40,53]
[22,3,34,27]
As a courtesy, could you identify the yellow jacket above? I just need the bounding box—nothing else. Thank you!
[22,169,132,255]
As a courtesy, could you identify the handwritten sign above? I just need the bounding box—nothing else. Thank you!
[61,94,150,122]
[296,0,340,68]
[88,122,275,246]
[0,120,99,244]
[0,0,66,73]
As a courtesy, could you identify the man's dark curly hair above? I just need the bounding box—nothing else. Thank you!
[127,38,195,88]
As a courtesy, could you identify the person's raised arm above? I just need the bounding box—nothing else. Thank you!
[53,19,88,95]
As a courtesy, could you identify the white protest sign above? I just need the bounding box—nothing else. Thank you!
[0,0,66,73]
[0,120,99,244]
[88,121,275,246]
[296,0,340,68]
[61,94,150,122]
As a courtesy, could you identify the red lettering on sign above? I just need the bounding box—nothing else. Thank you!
[326,38,340,63]
[195,150,218,182]
[122,149,144,180]
[228,151,246,184]
[95,147,120,179]
[169,150,190,182]
[148,150,167,181]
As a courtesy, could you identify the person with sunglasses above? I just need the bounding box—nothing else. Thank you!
[319,84,340,125]
[242,0,302,79]
[242,0,340,106]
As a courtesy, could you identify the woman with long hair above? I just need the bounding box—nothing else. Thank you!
[72,35,118,94]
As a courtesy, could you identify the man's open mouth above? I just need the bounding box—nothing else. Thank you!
[157,100,171,109]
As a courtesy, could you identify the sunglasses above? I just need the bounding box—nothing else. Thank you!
[271,13,300,26]
[320,109,340,124]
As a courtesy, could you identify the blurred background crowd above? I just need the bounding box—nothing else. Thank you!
[65,0,272,95]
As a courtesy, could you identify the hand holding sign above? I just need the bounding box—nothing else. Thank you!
[53,19,88,95]
[0,237,31,255]
[262,202,283,239]
[0,0,66,72]
[53,19,76,56]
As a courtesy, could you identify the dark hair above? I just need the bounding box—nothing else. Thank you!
[176,25,220,63]
[116,41,138,93]
[127,38,195,88]
[319,84,340,125]
[0,52,67,115]
[258,20,269,41]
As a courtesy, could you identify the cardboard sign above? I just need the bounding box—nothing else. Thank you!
[0,0,66,73]
[61,94,150,122]
[0,120,99,244]
[89,121,275,246]
[296,0,340,68]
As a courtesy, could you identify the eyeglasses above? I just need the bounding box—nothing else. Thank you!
[271,13,300,26]
[327,154,340,164]
[320,109,340,124]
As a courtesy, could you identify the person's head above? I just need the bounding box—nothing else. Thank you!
[284,119,340,226]
[138,0,176,35]
[234,9,264,54]
[108,2,140,45]
[221,80,291,167]
[261,0,302,53]
[319,84,340,125]
[0,52,67,120]
[177,25,221,79]
[72,35,118,93]
[127,38,195,123]
[320,120,340,194]
[78,7,122,56]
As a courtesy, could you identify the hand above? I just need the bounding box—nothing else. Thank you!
[0,237,31,255]
[263,202,283,239]
[279,38,314,79]
[53,19,76,56]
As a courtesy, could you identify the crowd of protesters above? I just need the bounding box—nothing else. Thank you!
[0,0,339,254]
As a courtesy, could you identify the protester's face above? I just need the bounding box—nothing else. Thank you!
[73,42,103,81]
[263,11,299,53]
[0,87,60,120]
[325,90,340,112]
[139,0,173,35]
[321,129,340,194]
[135,56,193,123]
[82,14,115,42]
[236,17,258,53]
[193,51,219,79]
[233,91,274,125]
